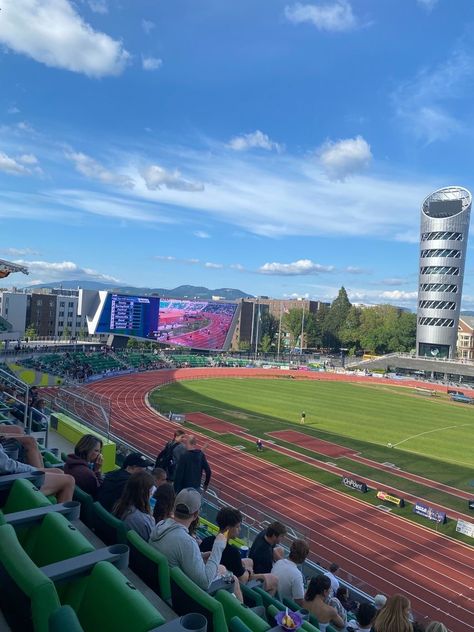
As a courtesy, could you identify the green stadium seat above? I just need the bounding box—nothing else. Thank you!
[49,605,84,632]
[91,501,129,545]
[215,589,270,632]
[127,529,172,604]
[3,478,52,513]
[228,617,254,632]
[0,523,61,632]
[169,567,228,632]
[0,473,46,509]
[250,586,285,612]
[65,561,165,632]
[241,583,264,608]
[73,486,95,528]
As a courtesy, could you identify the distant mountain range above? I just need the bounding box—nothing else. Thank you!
[27,280,253,301]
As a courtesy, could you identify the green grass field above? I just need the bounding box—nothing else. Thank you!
[149,378,474,490]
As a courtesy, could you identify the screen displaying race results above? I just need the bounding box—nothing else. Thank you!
[96,294,160,340]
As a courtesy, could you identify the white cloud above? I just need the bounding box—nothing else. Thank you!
[7,106,20,114]
[66,151,135,189]
[18,154,38,165]
[380,290,418,301]
[194,230,211,239]
[155,255,176,261]
[393,43,474,143]
[318,135,372,180]
[284,1,358,32]
[87,0,108,13]
[230,263,245,271]
[204,262,224,269]
[0,152,28,175]
[228,130,282,152]
[345,266,368,274]
[394,230,419,244]
[0,0,129,78]
[14,259,120,283]
[258,259,334,276]
[380,277,410,287]
[142,56,163,71]
[142,20,156,34]
[142,165,204,192]
[417,0,438,11]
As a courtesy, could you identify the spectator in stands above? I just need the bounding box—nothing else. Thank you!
[373,594,413,632]
[155,429,188,482]
[199,507,278,595]
[334,586,358,615]
[173,435,211,494]
[113,470,155,541]
[271,538,309,606]
[152,482,176,523]
[150,488,241,596]
[324,562,341,596]
[152,467,167,488]
[347,603,377,632]
[374,594,387,611]
[303,575,345,631]
[249,520,287,574]
[328,588,348,629]
[64,434,103,499]
[425,623,447,632]
[0,441,74,502]
[98,452,154,512]
[0,424,46,468]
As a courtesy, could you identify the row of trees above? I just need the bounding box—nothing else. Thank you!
[253,287,416,355]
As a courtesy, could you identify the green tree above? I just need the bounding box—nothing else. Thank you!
[305,305,329,348]
[259,312,279,346]
[260,334,272,353]
[339,306,362,350]
[62,326,71,341]
[127,337,139,349]
[323,287,352,349]
[24,325,37,341]
[282,308,305,348]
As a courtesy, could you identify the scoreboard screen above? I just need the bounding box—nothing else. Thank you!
[95,294,160,340]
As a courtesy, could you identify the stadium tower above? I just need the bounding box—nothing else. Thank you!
[416,186,472,359]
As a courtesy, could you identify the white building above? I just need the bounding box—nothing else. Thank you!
[0,291,28,336]
[55,294,88,339]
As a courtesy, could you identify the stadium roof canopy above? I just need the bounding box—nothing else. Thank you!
[0,258,29,279]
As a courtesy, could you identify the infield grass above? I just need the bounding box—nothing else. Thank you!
[149,378,474,493]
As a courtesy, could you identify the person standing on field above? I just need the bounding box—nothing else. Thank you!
[300,411,306,424]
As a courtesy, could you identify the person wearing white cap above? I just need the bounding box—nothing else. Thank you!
[374,594,387,610]
[149,487,233,593]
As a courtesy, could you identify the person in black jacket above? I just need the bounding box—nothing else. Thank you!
[173,435,211,494]
[97,452,154,512]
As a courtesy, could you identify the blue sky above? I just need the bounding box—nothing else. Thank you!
[2,0,474,307]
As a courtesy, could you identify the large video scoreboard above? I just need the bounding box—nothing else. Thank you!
[95,294,160,340]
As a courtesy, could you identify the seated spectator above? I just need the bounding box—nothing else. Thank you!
[152,482,176,522]
[303,575,345,631]
[149,488,241,597]
[373,593,387,611]
[373,594,413,632]
[335,586,358,614]
[113,470,155,541]
[151,467,167,490]
[249,521,287,574]
[0,425,45,468]
[425,623,447,632]
[98,452,154,512]
[271,538,309,606]
[347,603,377,632]
[324,562,340,596]
[0,441,74,503]
[64,434,103,499]
[328,588,348,629]
[200,507,278,595]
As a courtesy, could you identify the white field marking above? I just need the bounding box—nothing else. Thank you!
[393,423,471,448]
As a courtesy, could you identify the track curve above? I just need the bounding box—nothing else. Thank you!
[87,369,474,631]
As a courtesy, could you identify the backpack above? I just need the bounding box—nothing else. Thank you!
[155,440,177,476]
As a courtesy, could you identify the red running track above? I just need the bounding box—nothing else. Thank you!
[87,369,474,631]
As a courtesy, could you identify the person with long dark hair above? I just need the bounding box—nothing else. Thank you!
[113,470,155,540]
[152,482,175,522]
[303,575,345,631]
[64,434,103,498]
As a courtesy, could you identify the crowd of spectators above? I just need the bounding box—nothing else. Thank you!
[0,398,452,632]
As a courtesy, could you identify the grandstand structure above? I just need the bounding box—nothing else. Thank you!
[417,186,472,360]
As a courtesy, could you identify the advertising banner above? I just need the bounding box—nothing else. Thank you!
[413,502,447,524]
[456,519,474,539]
[341,476,368,493]
[376,490,405,508]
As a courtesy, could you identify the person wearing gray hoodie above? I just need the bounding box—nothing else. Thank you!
[149,487,226,590]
